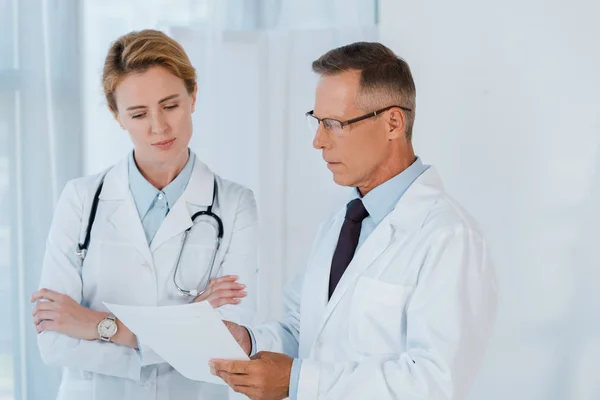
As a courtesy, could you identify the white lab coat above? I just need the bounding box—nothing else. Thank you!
[37,154,258,400]
[252,167,498,400]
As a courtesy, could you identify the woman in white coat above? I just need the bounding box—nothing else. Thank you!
[30,29,258,399]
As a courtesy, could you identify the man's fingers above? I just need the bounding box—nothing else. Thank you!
[223,372,254,388]
[210,361,257,396]
[30,289,62,303]
[217,371,256,397]
[211,359,252,375]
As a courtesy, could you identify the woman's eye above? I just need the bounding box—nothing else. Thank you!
[164,104,179,110]
[132,113,146,119]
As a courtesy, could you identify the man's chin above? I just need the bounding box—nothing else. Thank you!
[332,173,353,187]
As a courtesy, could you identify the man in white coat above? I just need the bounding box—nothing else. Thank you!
[211,42,498,400]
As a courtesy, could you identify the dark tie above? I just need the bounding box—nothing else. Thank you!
[328,198,370,299]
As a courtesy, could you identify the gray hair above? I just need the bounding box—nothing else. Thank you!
[312,42,416,139]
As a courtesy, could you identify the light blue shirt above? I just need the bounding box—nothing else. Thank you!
[129,150,195,359]
[287,157,429,399]
[128,150,195,244]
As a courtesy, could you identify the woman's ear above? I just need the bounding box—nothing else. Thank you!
[191,84,198,112]
[109,105,124,130]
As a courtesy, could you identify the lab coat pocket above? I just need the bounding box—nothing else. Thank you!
[349,277,414,355]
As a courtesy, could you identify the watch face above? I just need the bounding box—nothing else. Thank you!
[98,319,117,338]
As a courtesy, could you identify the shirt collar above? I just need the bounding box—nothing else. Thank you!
[128,150,196,218]
[162,152,195,209]
[350,157,428,225]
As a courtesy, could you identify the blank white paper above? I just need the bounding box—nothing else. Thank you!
[105,301,249,385]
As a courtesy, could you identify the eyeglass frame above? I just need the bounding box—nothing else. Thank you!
[305,105,412,134]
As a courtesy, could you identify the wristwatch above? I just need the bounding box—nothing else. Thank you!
[97,313,118,342]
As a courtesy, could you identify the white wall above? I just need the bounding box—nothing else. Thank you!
[380,1,600,399]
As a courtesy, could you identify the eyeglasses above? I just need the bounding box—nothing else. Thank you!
[305,105,412,137]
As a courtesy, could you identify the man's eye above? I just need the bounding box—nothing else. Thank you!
[323,119,336,130]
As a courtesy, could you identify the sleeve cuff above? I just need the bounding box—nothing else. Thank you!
[289,358,302,400]
[244,326,258,357]
[134,337,143,363]
[135,339,165,366]
[296,359,320,400]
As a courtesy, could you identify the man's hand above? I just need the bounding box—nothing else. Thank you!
[210,351,293,400]
[223,320,252,356]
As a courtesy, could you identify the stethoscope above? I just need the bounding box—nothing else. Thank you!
[76,175,224,298]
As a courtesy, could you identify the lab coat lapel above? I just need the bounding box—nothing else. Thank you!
[322,218,394,320]
[148,200,193,253]
[300,216,341,353]
[149,159,215,252]
[312,167,446,344]
[101,158,154,267]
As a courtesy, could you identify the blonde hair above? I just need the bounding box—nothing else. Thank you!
[102,29,197,112]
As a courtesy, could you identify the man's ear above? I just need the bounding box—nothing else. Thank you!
[387,108,407,140]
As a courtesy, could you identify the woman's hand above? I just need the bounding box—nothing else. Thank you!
[31,289,104,340]
[194,275,247,308]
